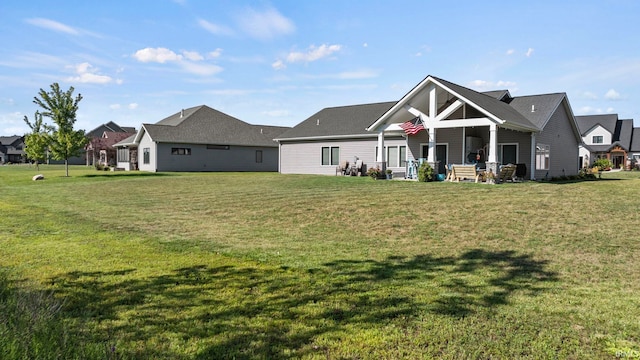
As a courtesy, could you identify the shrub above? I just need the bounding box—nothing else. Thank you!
[418,162,434,182]
[593,158,613,171]
[366,166,381,179]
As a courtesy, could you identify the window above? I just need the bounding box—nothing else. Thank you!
[143,148,150,164]
[383,145,407,167]
[592,135,603,144]
[536,144,550,170]
[117,148,129,163]
[256,150,263,163]
[321,146,339,166]
[171,148,191,155]
[207,144,230,150]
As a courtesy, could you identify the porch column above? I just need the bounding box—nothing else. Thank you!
[530,132,536,180]
[427,127,439,174]
[486,123,498,174]
[377,130,386,170]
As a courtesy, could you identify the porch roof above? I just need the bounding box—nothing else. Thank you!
[367,75,543,133]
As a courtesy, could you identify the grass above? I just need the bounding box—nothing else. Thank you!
[1,164,639,359]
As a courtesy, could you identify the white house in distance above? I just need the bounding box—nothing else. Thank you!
[276,75,582,180]
[575,114,634,169]
[114,105,290,172]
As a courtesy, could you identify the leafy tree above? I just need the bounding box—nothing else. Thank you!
[32,83,88,177]
[23,111,52,170]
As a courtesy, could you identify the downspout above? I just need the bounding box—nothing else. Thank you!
[530,132,536,180]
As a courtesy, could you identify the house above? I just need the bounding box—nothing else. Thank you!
[275,102,400,175]
[115,105,290,172]
[630,128,640,169]
[0,136,26,164]
[575,114,634,169]
[277,75,583,180]
[85,122,136,166]
[86,131,137,167]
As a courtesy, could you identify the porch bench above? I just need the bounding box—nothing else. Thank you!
[450,164,480,183]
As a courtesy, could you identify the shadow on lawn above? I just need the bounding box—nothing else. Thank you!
[49,249,557,359]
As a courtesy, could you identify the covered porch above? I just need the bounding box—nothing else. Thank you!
[367,76,538,180]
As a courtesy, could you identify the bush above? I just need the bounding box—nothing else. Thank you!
[593,158,613,171]
[366,166,381,179]
[418,162,434,182]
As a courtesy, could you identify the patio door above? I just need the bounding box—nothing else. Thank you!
[420,144,448,174]
[500,144,518,165]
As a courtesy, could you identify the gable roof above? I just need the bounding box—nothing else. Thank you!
[87,121,135,138]
[367,75,543,133]
[575,114,619,136]
[630,127,640,152]
[275,102,396,141]
[137,105,290,147]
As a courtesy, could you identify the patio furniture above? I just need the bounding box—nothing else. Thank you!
[450,164,480,183]
[497,164,517,183]
[336,160,349,175]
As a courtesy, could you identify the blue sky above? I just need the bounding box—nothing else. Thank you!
[1,0,639,136]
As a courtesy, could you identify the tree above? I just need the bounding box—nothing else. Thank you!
[32,83,88,177]
[23,111,51,170]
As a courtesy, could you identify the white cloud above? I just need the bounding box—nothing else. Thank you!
[207,48,223,59]
[0,111,27,136]
[133,47,223,76]
[363,43,368,48]
[272,59,286,70]
[468,79,517,91]
[182,51,204,61]
[236,7,295,40]
[25,18,79,35]
[526,48,534,57]
[604,88,622,100]
[179,62,223,76]
[506,49,515,55]
[110,104,121,110]
[286,44,342,63]
[197,19,234,36]
[66,62,115,84]
[133,47,182,63]
[128,103,138,110]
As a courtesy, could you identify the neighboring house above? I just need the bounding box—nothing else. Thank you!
[86,131,137,167]
[0,136,26,164]
[115,105,290,172]
[630,127,640,168]
[85,122,136,166]
[277,75,582,180]
[576,114,634,169]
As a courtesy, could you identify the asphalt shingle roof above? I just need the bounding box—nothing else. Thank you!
[275,101,396,140]
[143,105,290,147]
[432,76,540,131]
[575,114,618,135]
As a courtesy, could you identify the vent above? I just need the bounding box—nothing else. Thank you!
[531,105,535,113]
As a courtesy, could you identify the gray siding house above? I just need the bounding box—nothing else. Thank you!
[576,114,634,169]
[277,75,582,180]
[116,105,290,172]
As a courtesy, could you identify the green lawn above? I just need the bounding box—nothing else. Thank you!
[1,164,639,359]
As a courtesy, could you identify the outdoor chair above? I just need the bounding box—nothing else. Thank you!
[497,164,517,183]
[336,160,349,175]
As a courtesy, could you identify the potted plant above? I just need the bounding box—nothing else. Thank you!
[385,169,393,180]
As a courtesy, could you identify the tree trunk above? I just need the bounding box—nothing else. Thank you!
[65,159,69,177]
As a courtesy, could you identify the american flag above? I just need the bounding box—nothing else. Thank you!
[399,117,424,135]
